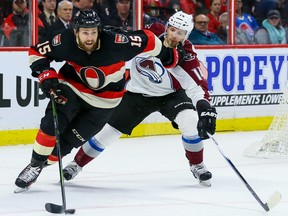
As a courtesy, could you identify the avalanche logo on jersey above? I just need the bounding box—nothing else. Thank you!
[135,56,165,83]
[114,34,129,43]
[184,53,195,61]
[52,34,61,46]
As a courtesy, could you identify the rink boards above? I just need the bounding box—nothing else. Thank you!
[0,47,287,145]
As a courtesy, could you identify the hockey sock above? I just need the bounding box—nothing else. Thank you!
[47,153,59,165]
[186,149,204,165]
[32,129,56,162]
[182,135,204,164]
[74,137,105,167]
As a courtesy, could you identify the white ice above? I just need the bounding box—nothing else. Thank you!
[1,131,287,216]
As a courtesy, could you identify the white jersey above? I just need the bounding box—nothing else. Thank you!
[125,54,176,96]
[125,47,210,108]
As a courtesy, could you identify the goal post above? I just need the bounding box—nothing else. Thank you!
[243,86,288,158]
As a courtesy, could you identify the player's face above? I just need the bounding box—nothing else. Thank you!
[165,26,186,48]
[76,27,99,52]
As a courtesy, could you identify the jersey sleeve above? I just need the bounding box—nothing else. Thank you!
[171,40,211,107]
[122,29,163,59]
[28,40,55,78]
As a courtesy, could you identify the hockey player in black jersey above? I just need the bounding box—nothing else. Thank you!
[63,11,217,187]
[14,9,182,193]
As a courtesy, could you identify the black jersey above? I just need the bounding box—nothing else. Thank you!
[29,28,163,108]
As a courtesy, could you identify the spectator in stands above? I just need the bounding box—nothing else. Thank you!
[0,7,3,25]
[196,0,209,14]
[1,0,29,46]
[143,0,162,18]
[143,0,171,22]
[206,0,221,33]
[0,0,14,21]
[188,14,224,45]
[254,0,278,25]
[48,0,73,37]
[276,0,288,27]
[220,0,227,13]
[104,0,133,31]
[236,0,259,44]
[179,0,198,16]
[39,0,57,31]
[93,0,115,24]
[216,11,228,43]
[254,9,286,44]
[72,0,94,19]
[242,0,257,15]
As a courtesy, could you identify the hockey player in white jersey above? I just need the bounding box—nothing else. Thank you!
[63,11,217,186]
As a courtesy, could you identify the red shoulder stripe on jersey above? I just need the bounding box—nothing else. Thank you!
[142,29,156,53]
[28,47,42,57]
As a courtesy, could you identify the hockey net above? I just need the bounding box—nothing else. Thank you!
[243,87,288,158]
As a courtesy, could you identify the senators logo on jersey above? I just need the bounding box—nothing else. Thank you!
[114,34,129,43]
[52,34,61,46]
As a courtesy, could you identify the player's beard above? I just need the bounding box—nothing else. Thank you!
[163,37,181,48]
[76,36,97,53]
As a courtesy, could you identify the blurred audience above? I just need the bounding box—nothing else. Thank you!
[39,0,57,31]
[276,0,288,27]
[93,0,115,24]
[254,9,286,44]
[236,0,259,44]
[216,11,228,43]
[188,14,224,45]
[47,0,73,37]
[104,0,133,31]
[254,0,278,25]
[1,0,29,46]
[220,0,227,13]
[206,0,221,33]
[179,0,198,15]
[72,0,94,19]
[241,0,257,15]
[143,0,175,23]
[2,0,288,47]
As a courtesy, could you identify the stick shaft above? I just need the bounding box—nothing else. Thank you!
[208,134,270,211]
[50,93,67,211]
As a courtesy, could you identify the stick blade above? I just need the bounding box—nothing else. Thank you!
[65,209,76,214]
[45,203,76,214]
[266,191,282,211]
[45,203,63,214]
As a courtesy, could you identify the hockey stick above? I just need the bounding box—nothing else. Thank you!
[207,133,281,211]
[45,91,75,215]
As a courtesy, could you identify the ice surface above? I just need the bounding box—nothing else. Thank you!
[1,131,287,216]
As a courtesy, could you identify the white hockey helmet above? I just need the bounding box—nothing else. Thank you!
[167,11,194,39]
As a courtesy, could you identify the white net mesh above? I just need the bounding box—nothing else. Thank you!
[243,87,288,158]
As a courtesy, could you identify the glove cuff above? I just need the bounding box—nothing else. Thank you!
[38,69,58,84]
[196,100,211,112]
[164,48,179,69]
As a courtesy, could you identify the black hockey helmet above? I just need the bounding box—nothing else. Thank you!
[74,9,101,32]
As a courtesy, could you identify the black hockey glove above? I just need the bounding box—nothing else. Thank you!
[38,69,65,104]
[175,42,185,65]
[157,36,185,68]
[197,106,217,140]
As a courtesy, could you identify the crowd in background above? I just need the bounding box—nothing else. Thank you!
[1,0,288,46]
